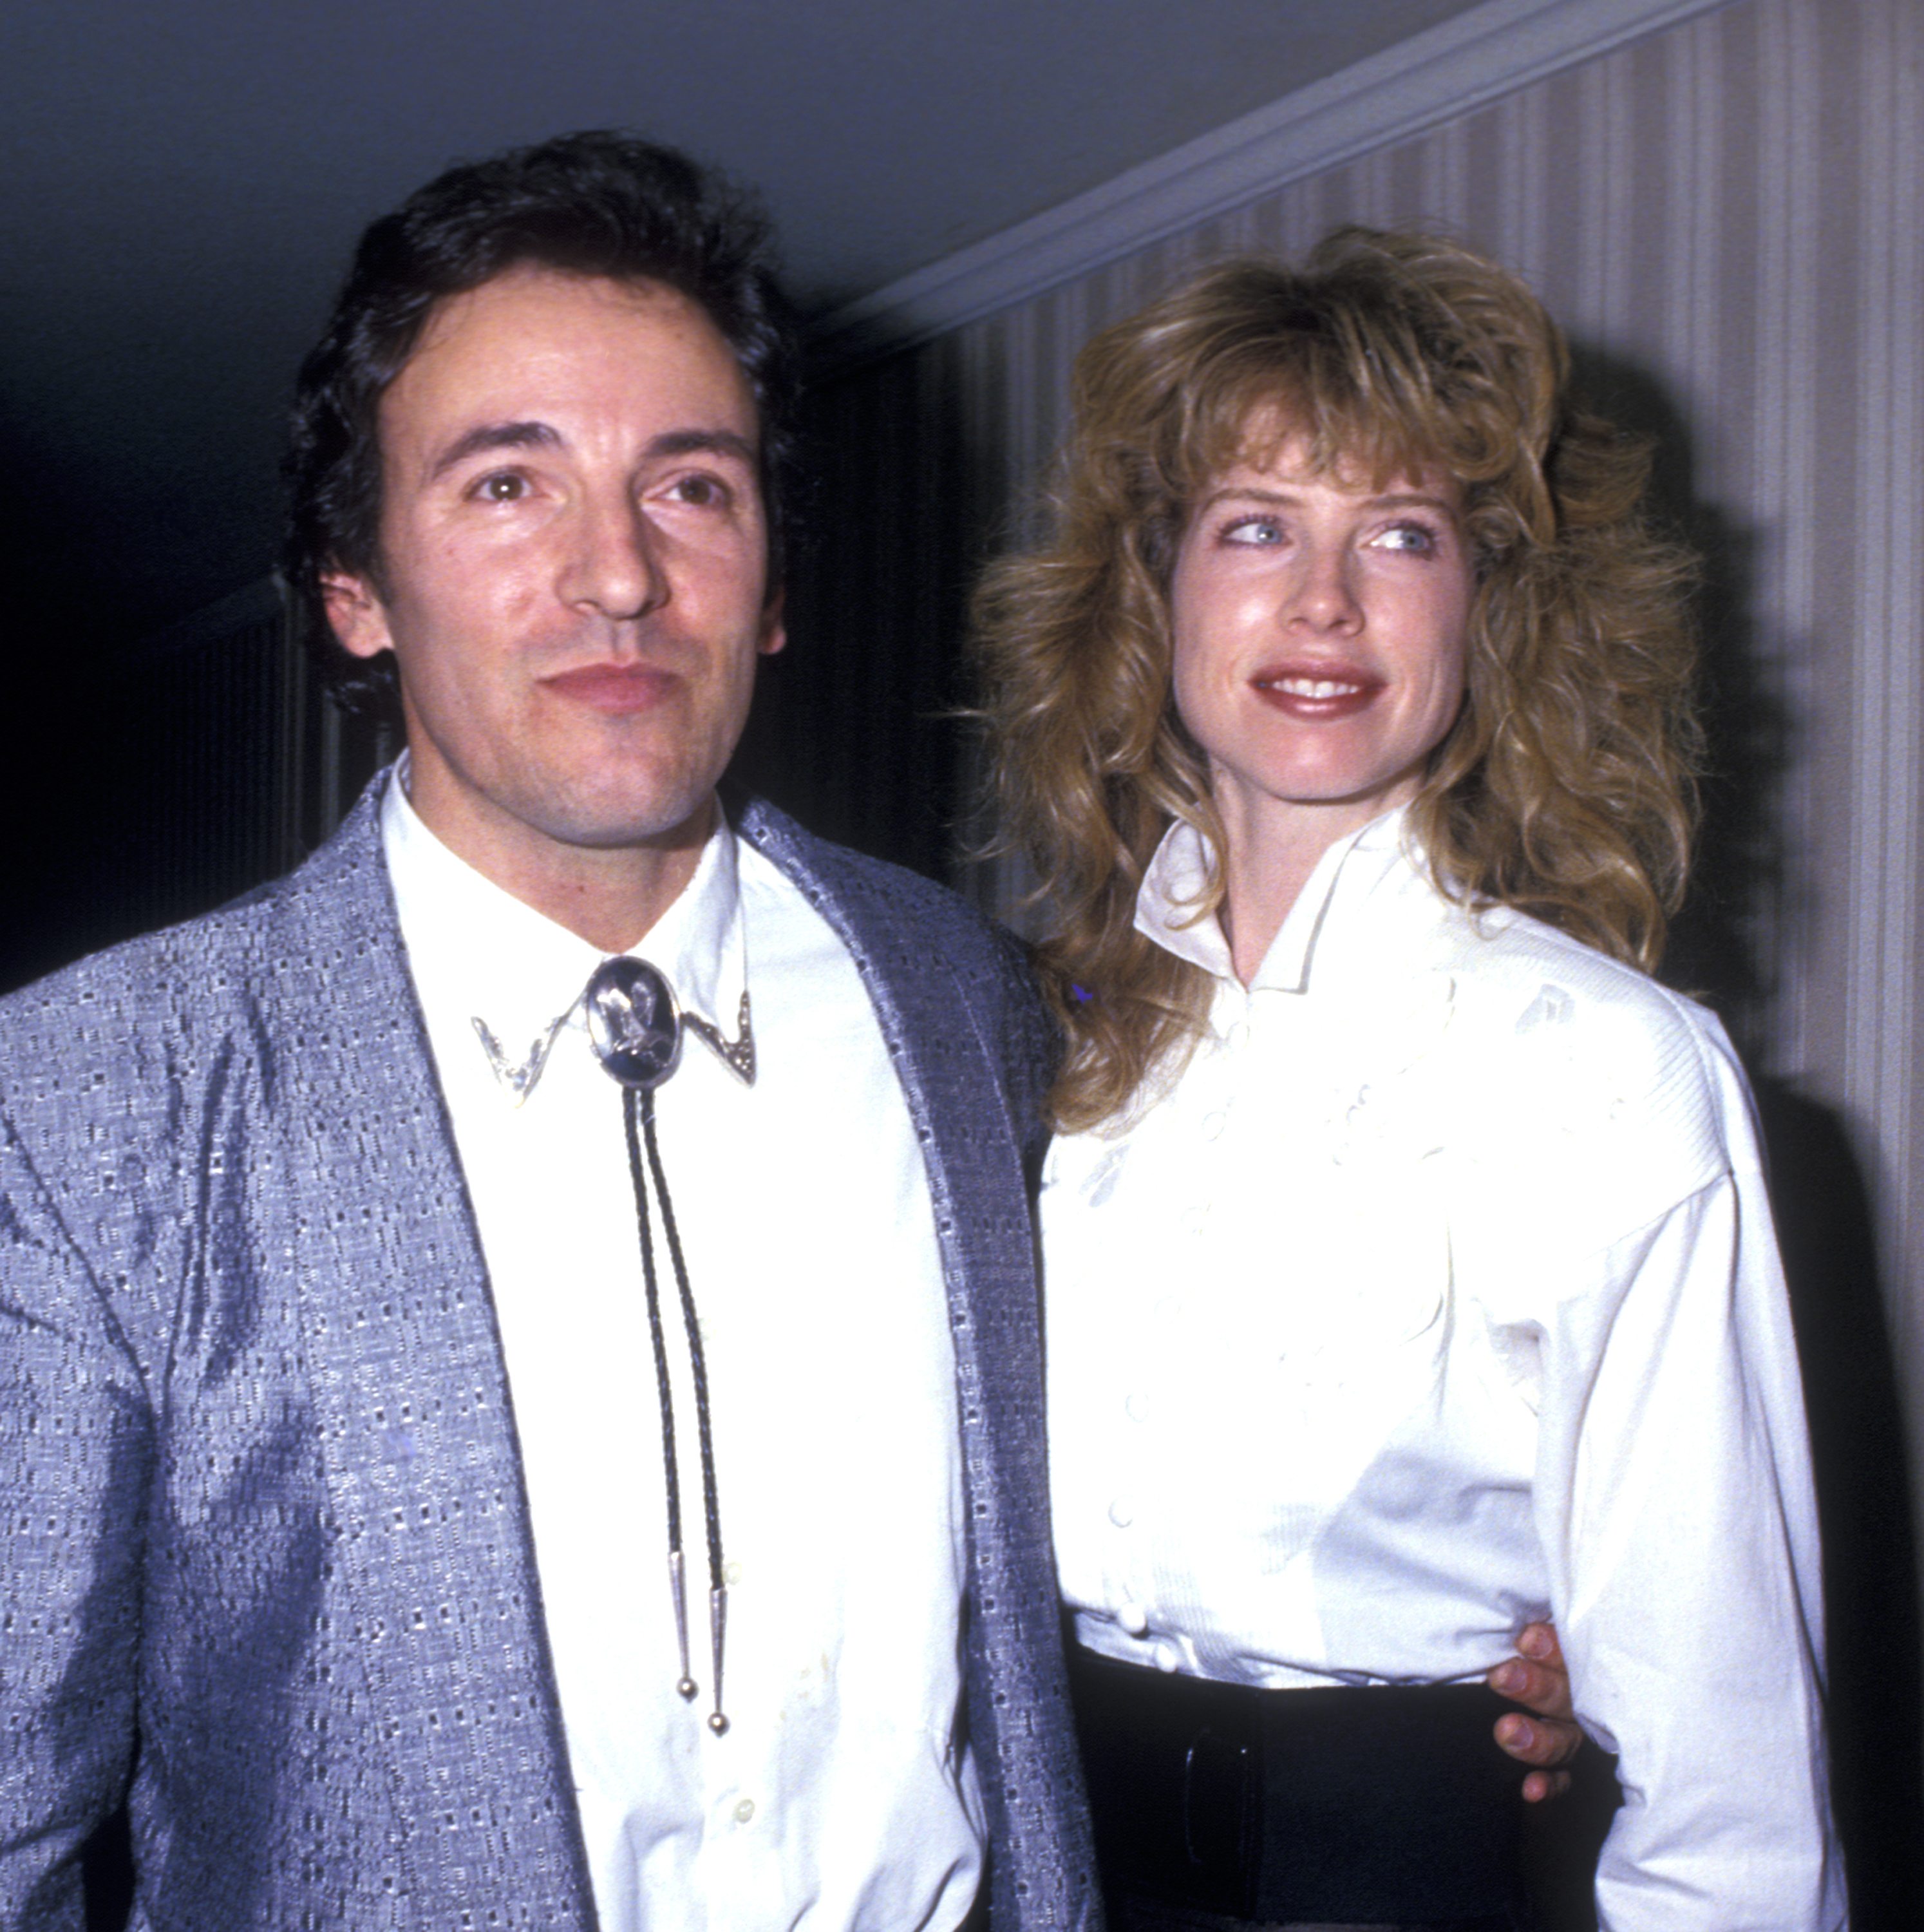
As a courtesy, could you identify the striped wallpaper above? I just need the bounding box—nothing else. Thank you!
[799,0,1924,1680]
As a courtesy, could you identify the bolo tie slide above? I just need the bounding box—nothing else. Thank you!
[578,955,753,1737]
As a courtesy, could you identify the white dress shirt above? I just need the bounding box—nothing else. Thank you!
[1043,807,1842,1932]
[383,771,982,1932]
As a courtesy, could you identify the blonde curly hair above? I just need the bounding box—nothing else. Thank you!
[971,227,1700,1132]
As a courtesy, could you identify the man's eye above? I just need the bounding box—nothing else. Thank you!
[473,472,527,502]
[670,473,729,507]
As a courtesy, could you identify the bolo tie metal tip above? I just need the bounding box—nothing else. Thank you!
[669,1549,697,1700]
[708,1586,729,1736]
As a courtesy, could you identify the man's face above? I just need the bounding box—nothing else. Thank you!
[325,265,784,889]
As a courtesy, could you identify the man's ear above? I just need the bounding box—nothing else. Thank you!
[757,585,787,658]
[321,568,395,661]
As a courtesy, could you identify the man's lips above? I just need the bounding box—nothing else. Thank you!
[541,663,679,715]
[1250,666,1382,721]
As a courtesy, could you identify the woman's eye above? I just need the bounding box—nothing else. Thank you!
[1221,516,1283,546]
[1377,521,1439,554]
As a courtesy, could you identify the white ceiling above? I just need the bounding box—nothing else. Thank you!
[1,0,1487,642]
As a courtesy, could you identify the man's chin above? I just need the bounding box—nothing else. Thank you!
[533,784,721,857]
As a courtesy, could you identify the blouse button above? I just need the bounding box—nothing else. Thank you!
[734,1799,756,1824]
[1125,1390,1152,1422]
[1153,1642,1182,1673]
[1201,1111,1227,1141]
[1118,1601,1149,1636]
[1107,1497,1135,1528]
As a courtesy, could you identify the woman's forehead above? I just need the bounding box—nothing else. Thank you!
[1197,399,1453,496]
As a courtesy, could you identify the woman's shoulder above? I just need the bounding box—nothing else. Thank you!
[1390,873,1758,1197]
[1445,891,1714,1041]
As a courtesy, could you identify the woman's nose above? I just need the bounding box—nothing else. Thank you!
[1283,543,1362,632]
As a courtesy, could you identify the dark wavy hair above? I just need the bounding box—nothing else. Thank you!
[281,129,802,719]
[973,229,1701,1131]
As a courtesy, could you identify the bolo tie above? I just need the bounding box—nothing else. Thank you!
[474,958,756,1736]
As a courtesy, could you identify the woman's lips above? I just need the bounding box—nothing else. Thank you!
[1250,666,1382,721]
[542,663,678,714]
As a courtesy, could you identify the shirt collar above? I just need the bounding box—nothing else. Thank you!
[1133,804,1412,995]
[381,758,749,1095]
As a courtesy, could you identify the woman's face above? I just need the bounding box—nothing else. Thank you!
[1169,430,1475,859]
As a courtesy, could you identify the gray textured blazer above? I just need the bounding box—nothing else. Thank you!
[0,780,1099,1932]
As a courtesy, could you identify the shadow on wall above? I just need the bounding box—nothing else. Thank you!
[1757,1078,1924,1929]
[1576,344,1924,1927]
[731,341,986,888]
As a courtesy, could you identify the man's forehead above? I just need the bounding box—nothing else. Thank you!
[399,268,741,389]
[379,266,761,460]
[410,264,690,345]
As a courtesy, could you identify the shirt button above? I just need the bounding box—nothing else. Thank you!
[1125,1390,1152,1422]
[1118,1602,1149,1636]
[1225,1022,1250,1052]
[724,1561,743,1586]
[734,1799,756,1824]
[1153,1642,1181,1673]
[1108,1498,1135,1528]
[1201,1111,1227,1141]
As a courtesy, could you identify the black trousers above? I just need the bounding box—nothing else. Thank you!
[1107,1902,1514,1932]
[1069,1651,1545,1931]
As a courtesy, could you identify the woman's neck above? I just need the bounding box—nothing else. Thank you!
[1215,791,1406,985]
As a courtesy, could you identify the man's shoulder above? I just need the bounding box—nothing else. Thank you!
[734,795,1026,976]
[732,795,1055,1107]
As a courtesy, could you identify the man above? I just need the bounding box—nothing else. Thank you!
[0,133,1573,1930]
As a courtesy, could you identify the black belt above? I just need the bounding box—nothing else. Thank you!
[1068,1649,1535,1927]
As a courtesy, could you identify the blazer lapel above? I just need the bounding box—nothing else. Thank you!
[736,797,1099,1932]
[264,788,597,1925]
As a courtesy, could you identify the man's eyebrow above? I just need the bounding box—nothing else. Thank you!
[424,422,758,482]
[426,421,560,482]
[647,428,758,466]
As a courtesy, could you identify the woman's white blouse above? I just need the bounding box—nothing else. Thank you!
[1042,808,1842,1931]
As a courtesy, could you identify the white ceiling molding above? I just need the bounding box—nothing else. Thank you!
[810,0,1735,368]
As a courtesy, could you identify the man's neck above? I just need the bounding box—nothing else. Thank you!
[400,771,715,954]
[483,836,707,954]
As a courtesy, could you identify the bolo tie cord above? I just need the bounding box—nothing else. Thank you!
[478,956,748,1733]
[621,1081,730,1736]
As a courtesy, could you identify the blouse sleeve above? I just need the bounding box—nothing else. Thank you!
[1529,1027,1844,1931]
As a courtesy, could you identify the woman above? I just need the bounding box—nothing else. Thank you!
[974,231,1837,1930]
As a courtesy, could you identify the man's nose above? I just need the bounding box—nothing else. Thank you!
[560,492,668,622]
